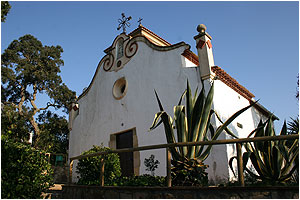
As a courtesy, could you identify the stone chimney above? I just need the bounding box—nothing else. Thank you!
[194,24,215,80]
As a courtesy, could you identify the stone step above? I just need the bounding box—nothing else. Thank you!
[42,184,64,199]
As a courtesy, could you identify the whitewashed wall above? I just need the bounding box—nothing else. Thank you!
[211,80,267,181]
[69,41,202,181]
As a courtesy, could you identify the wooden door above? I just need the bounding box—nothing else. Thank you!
[116,130,134,177]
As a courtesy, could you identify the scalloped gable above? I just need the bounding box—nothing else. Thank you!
[77,25,261,114]
[77,27,189,100]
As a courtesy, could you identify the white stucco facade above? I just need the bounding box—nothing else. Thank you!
[69,25,274,183]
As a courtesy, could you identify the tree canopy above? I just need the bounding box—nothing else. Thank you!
[1,34,76,147]
[1,1,11,22]
[35,111,69,153]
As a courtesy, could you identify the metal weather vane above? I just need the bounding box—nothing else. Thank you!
[117,13,132,34]
[138,17,143,26]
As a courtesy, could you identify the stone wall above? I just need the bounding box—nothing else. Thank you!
[61,185,299,199]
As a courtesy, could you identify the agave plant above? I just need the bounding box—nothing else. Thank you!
[149,80,255,186]
[229,117,299,185]
[288,117,299,135]
[287,116,299,184]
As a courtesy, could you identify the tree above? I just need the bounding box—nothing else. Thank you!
[1,1,11,22]
[35,111,69,154]
[1,104,32,142]
[1,34,76,146]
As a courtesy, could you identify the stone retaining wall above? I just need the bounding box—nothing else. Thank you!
[61,185,299,199]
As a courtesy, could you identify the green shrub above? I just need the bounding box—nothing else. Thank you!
[1,138,53,198]
[76,145,121,186]
[116,174,166,186]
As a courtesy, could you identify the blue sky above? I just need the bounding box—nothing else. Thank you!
[1,1,299,132]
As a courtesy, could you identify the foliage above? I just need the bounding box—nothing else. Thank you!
[229,117,299,185]
[1,1,11,22]
[144,154,160,176]
[1,104,32,142]
[35,111,69,154]
[287,117,299,135]
[287,116,299,184]
[224,166,261,187]
[149,80,255,186]
[1,34,76,146]
[171,158,208,186]
[116,174,166,186]
[76,145,121,186]
[1,137,53,198]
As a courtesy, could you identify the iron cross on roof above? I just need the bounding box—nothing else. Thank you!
[117,13,132,34]
[138,17,143,26]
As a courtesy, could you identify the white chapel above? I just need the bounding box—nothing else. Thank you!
[68,23,277,183]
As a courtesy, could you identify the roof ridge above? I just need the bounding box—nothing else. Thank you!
[211,66,255,100]
[129,25,171,46]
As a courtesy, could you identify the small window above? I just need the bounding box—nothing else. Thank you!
[112,77,128,100]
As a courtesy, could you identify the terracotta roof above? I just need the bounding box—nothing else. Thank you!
[211,66,255,101]
[181,49,199,66]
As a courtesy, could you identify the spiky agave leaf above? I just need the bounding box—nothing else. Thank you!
[214,111,239,139]
[228,151,252,177]
[186,79,193,143]
[192,83,214,159]
[287,117,299,135]
[198,100,257,161]
[149,90,181,160]
[174,105,188,156]
[195,110,215,157]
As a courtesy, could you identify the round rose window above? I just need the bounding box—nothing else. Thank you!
[112,77,128,100]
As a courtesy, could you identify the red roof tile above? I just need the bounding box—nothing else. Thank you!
[181,49,199,66]
[211,66,255,100]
